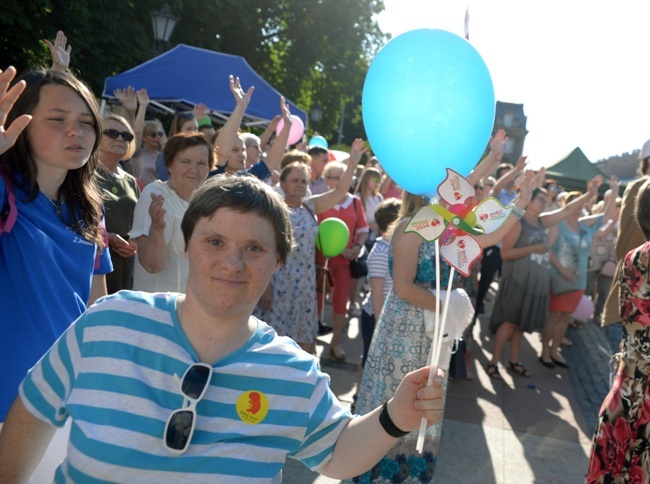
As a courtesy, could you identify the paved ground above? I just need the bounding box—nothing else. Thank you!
[282,285,616,483]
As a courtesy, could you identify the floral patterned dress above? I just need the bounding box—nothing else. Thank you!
[254,203,319,344]
[587,240,650,483]
[354,239,451,483]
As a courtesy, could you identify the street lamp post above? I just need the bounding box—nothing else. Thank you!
[310,103,323,124]
[151,4,180,55]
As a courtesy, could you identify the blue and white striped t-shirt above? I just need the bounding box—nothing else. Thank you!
[362,238,393,316]
[20,291,351,483]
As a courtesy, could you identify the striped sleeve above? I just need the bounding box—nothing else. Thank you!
[288,364,352,470]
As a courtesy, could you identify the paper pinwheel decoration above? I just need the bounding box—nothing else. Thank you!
[405,168,512,277]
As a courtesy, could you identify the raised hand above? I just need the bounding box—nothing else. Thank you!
[45,30,71,71]
[136,88,149,107]
[517,169,535,205]
[114,86,136,111]
[280,97,292,125]
[489,129,508,160]
[229,75,254,109]
[115,86,137,112]
[587,175,603,196]
[193,102,208,121]
[349,138,368,165]
[608,174,620,194]
[0,67,32,156]
[515,155,528,172]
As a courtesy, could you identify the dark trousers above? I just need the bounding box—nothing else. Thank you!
[360,309,376,367]
[474,246,501,318]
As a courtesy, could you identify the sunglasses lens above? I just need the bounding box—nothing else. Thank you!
[122,132,134,142]
[182,364,211,399]
[103,129,119,139]
[165,409,194,452]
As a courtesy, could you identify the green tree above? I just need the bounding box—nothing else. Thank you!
[0,0,387,144]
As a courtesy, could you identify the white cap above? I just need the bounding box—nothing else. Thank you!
[641,138,650,159]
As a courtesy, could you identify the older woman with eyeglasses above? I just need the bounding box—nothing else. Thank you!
[97,114,140,293]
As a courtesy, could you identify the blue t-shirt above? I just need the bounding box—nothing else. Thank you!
[0,177,112,421]
[551,217,603,290]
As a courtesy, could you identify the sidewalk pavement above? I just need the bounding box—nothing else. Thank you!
[283,285,613,483]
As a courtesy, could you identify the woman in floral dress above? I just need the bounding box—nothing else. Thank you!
[587,179,650,483]
[255,140,365,352]
[354,174,533,483]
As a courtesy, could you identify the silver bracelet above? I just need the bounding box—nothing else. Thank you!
[510,205,525,219]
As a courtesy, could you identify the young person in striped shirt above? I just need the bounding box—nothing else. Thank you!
[0,175,444,483]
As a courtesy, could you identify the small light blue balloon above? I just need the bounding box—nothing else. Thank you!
[308,135,328,149]
[362,29,495,196]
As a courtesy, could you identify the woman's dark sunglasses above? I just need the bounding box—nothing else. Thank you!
[103,129,134,142]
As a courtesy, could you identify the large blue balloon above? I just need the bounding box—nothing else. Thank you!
[362,29,495,196]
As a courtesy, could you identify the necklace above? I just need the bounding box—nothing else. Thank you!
[45,195,63,216]
[99,164,120,195]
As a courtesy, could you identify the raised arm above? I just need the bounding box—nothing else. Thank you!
[539,175,603,228]
[262,97,292,172]
[311,139,366,213]
[0,67,31,156]
[260,115,280,152]
[133,88,149,148]
[474,170,535,247]
[45,30,71,72]
[466,128,506,186]
[491,155,526,198]
[113,86,137,130]
[214,75,254,167]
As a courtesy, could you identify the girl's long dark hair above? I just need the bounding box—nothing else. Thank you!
[1,68,104,247]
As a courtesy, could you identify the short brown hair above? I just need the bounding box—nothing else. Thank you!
[181,175,294,265]
[280,150,311,170]
[374,198,401,234]
[163,133,216,171]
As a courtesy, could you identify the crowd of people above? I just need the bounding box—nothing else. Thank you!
[2,31,650,483]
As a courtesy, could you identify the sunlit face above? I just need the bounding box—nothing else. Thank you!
[144,128,164,151]
[526,193,548,217]
[280,167,308,200]
[227,137,247,173]
[180,118,199,133]
[168,145,210,193]
[245,141,262,164]
[324,168,344,190]
[27,84,96,177]
[184,208,281,320]
[311,153,328,177]
[99,119,130,161]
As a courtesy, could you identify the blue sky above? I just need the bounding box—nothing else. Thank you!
[375,0,650,169]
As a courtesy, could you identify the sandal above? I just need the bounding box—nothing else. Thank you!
[508,361,530,377]
[486,363,502,380]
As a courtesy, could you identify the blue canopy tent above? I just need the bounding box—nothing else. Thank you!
[101,44,307,127]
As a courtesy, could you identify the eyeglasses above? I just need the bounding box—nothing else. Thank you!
[372,178,381,183]
[149,131,165,138]
[103,129,134,142]
[164,362,212,455]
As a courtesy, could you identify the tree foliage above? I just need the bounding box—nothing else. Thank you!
[0,0,387,143]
